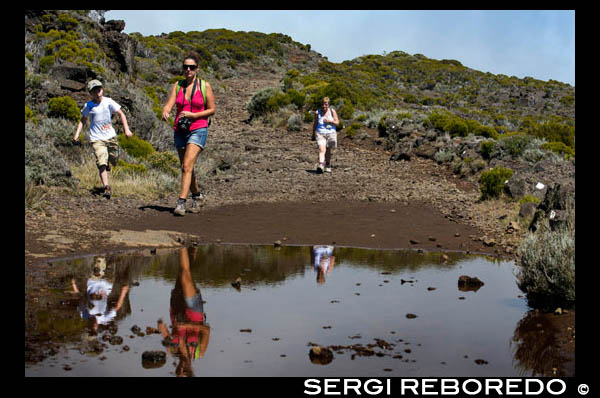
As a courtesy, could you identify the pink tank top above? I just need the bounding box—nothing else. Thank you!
[174,80,208,131]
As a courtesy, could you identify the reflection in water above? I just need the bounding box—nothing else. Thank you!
[510,310,574,377]
[311,245,336,285]
[24,244,574,377]
[71,256,131,334]
[158,247,211,377]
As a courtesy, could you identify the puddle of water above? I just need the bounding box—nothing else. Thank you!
[24,245,573,377]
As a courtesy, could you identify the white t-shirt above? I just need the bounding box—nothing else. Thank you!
[78,278,116,324]
[314,245,334,272]
[81,97,121,142]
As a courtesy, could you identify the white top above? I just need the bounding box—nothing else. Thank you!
[316,108,336,134]
[81,97,121,142]
[314,245,334,272]
[78,278,116,324]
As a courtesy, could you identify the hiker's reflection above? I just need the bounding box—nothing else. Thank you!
[158,247,210,377]
[71,256,131,333]
[311,245,336,285]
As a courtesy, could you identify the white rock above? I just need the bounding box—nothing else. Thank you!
[536,182,545,190]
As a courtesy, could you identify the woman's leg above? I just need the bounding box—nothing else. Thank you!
[178,144,203,199]
[178,247,197,299]
[325,147,332,165]
[318,144,326,165]
[177,146,201,198]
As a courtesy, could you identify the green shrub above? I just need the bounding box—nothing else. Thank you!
[338,102,355,120]
[516,203,575,309]
[247,87,280,118]
[117,134,155,159]
[540,141,575,158]
[266,91,291,111]
[285,89,305,108]
[519,195,540,205]
[114,159,147,175]
[25,105,37,124]
[355,114,367,122]
[479,140,495,159]
[345,122,362,138]
[478,167,514,200]
[147,151,180,176]
[47,96,80,122]
[494,133,535,159]
[304,111,315,123]
[527,121,574,149]
[39,55,55,73]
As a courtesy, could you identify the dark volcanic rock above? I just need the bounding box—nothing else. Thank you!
[309,346,334,365]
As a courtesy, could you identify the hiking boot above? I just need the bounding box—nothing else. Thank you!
[316,164,324,174]
[188,193,204,213]
[102,185,111,199]
[174,199,186,216]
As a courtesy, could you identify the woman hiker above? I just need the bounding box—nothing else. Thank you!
[311,97,339,174]
[162,53,216,216]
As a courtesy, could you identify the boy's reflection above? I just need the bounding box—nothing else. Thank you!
[311,245,336,285]
[71,256,131,333]
[158,247,210,377]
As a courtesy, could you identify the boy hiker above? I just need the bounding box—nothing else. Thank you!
[74,79,133,199]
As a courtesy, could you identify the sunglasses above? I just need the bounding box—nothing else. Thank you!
[183,64,198,71]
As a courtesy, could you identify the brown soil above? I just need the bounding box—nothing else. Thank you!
[24,73,573,368]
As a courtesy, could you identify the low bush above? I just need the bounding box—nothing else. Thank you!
[286,114,303,131]
[48,96,81,122]
[146,151,180,176]
[338,102,355,120]
[345,122,362,138]
[25,105,37,124]
[114,159,147,175]
[478,167,514,200]
[117,134,155,159]
[541,141,575,158]
[434,148,455,164]
[479,140,496,159]
[247,87,280,118]
[519,195,540,205]
[492,133,536,159]
[516,203,575,309]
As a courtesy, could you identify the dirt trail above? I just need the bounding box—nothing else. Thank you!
[25,73,522,267]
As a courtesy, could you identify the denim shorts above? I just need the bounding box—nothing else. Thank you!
[174,127,207,150]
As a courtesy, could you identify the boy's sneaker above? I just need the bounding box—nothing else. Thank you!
[188,193,204,213]
[102,185,111,199]
[316,164,324,174]
[174,199,186,216]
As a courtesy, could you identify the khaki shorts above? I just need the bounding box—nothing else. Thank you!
[92,138,120,168]
[316,132,337,149]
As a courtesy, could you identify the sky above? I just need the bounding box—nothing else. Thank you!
[105,10,575,86]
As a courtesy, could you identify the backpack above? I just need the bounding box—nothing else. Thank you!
[177,78,211,127]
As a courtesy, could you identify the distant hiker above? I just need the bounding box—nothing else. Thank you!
[157,247,210,377]
[162,53,216,216]
[311,97,339,174]
[311,245,336,284]
[73,79,133,199]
